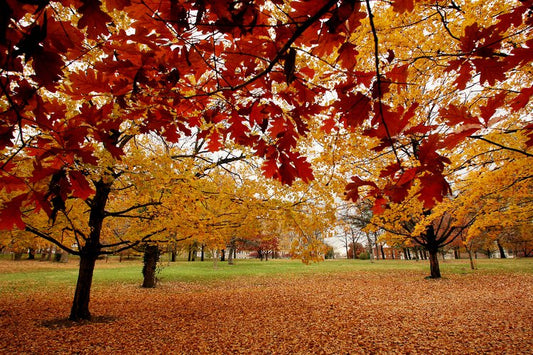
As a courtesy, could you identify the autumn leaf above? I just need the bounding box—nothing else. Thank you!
[78,0,112,39]
[69,171,95,200]
[206,131,223,152]
[0,194,26,230]
[336,42,358,69]
[440,105,479,127]
[391,0,415,13]
[345,176,378,202]
[418,173,450,209]
[32,49,63,88]
[510,86,533,111]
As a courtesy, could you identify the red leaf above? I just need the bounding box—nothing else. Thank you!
[443,128,479,149]
[78,0,112,39]
[472,58,507,86]
[418,173,450,209]
[261,158,278,180]
[336,42,358,70]
[321,117,337,133]
[392,0,415,13]
[480,92,507,125]
[379,163,401,178]
[524,123,533,147]
[0,174,26,193]
[293,155,314,183]
[335,92,372,129]
[510,86,533,111]
[440,105,479,126]
[69,171,94,200]
[68,69,111,98]
[372,197,387,215]
[446,60,472,90]
[0,194,26,230]
[206,131,223,152]
[32,49,63,88]
[385,64,409,90]
[47,17,84,53]
[345,176,377,202]
[105,0,131,11]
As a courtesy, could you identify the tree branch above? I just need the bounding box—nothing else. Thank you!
[25,225,80,255]
[100,228,168,253]
[470,135,533,157]
[105,201,162,218]
[365,0,403,171]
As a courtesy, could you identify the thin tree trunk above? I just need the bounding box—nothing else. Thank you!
[70,253,97,321]
[228,239,236,265]
[171,250,177,262]
[365,233,374,263]
[467,249,476,270]
[496,239,506,259]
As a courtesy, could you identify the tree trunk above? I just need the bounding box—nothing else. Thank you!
[220,249,225,262]
[428,248,441,279]
[380,245,385,259]
[496,239,506,259]
[69,179,111,321]
[171,250,177,262]
[28,248,35,260]
[454,247,459,259]
[467,249,476,270]
[365,233,374,263]
[142,245,159,288]
[228,239,236,265]
[70,253,97,321]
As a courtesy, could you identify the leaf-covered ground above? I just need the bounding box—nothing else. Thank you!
[1,268,532,354]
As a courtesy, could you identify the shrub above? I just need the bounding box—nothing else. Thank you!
[358,252,370,260]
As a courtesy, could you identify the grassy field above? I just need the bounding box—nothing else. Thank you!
[1,257,532,353]
[1,256,532,294]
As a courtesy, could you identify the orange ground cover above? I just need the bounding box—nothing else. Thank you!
[1,270,532,353]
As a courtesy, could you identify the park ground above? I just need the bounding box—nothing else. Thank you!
[0,257,532,354]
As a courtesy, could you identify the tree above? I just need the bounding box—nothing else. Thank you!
[18,141,176,320]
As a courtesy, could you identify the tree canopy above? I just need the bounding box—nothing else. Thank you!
[2,0,531,228]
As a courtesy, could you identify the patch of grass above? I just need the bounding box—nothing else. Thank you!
[1,257,531,295]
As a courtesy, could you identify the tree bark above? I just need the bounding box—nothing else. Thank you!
[496,239,506,259]
[70,253,97,321]
[228,239,236,265]
[142,244,159,288]
[171,250,177,262]
[69,179,111,321]
[467,249,476,270]
[428,248,441,279]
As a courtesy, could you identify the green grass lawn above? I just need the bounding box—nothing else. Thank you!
[1,256,531,295]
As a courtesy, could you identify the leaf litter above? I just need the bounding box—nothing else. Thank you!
[0,270,532,354]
